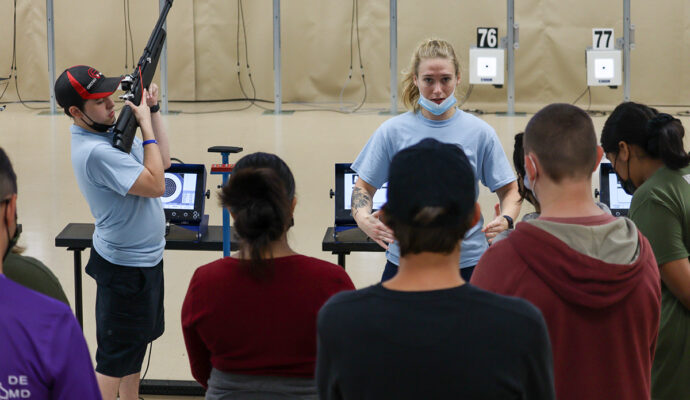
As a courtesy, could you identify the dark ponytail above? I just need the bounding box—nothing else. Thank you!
[219,152,296,279]
[645,114,690,170]
[601,102,690,170]
[601,102,656,154]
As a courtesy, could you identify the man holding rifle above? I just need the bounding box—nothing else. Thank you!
[55,65,170,400]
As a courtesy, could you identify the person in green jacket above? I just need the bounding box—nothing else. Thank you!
[5,248,70,305]
[602,102,690,400]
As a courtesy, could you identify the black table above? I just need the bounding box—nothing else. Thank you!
[321,227,385,268]
[55,222,238,397]
[55,223,238,327]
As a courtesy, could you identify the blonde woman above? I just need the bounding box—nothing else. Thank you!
[351,38,520,281]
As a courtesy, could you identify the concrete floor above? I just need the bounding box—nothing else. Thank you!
[2,101,687,398]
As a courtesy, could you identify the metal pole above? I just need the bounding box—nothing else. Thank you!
[506,0,515,115]
[73,250,83,327]
[221,153,231,257]
[389,0,397,114]
[623,0,631,101]
[273,0,281,114]
[46,0,56,114]
[159,0,168,113]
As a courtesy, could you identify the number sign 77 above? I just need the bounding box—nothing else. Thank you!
[592,28,614,50]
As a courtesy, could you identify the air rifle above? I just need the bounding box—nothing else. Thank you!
[112,0,173,153]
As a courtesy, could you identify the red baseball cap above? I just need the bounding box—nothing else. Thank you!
[54,65,122,109]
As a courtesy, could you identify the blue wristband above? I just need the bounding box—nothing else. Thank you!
[143,139,157,146]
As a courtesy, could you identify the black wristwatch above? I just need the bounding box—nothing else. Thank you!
[149,103,160,113]
[502,215,514,229]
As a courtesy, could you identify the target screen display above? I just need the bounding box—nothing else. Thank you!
[162,172,197,210]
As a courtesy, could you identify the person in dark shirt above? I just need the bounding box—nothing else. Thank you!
[4,249,70,305]
[316,138,555,400]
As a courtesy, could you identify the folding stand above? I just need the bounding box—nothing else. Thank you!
[208,146,243,256]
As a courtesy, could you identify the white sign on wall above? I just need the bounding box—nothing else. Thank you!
[592,28,614,50]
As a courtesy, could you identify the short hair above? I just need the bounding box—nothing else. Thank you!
[61,97,86,118]
[524,103,597,182]
[383,209,474,257]
[0,147,17,199]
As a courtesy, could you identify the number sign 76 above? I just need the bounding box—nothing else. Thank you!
[477,27,498,49]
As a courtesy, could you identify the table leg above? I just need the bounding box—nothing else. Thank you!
[337,253,346,269]
[72,249,83,328]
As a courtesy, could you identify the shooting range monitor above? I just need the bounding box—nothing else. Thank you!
[335,163,387,226]
[470,27,505,85]
[469,48,505,85]
[599,162,632,216]
[586,28,622,87]
[162,163,208,225]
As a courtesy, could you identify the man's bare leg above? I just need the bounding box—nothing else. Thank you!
[118,372,141,400]
[96,373,120,400]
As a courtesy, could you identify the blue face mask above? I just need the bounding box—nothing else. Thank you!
[418,91,457,116]
[524,155,539,203]
[523,174,532,191]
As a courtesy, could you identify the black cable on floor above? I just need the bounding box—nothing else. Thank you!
[10,0,47,111]
[137,341,153,400]
[337,0,366,113]
[0,0,17,103]
[126,0,135,63]
[123,0,130,69]
[572,86,589,107]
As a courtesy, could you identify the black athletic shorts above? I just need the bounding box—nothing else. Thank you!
[86,248,165,378]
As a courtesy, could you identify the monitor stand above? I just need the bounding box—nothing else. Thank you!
[174,214,209,241]
[333,224,358,240]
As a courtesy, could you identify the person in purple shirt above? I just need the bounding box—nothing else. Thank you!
[0,147,101,400]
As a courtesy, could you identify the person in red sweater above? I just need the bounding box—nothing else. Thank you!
[471,103,661,400]
[181,152,355,399]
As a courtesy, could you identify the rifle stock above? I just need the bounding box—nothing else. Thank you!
[113,0,174,153]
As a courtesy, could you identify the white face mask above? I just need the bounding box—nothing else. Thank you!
[525,155,539,203]
[418,90,457,116]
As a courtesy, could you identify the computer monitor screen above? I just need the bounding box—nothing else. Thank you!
[335,163,387,225]
[163,173,197,210]
[599,162,632,216]
[162,163,207,223]
[343,171,387,211]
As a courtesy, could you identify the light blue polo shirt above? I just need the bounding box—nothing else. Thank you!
[70,125,165,267]
[351,109,515,268]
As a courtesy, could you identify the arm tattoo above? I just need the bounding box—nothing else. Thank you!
[351,187,372,218]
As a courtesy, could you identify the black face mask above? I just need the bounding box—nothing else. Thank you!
[613,153,637,196]
[81,112,114,133]
[2,200,20,262]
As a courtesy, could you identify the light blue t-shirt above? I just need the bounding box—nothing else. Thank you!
[70,125,165,267]
[351,109,515,268]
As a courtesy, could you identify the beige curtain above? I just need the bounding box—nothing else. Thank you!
[1,0,688,111]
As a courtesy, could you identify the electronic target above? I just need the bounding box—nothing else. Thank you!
[162,163,208,224]
[163,173,183,203]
